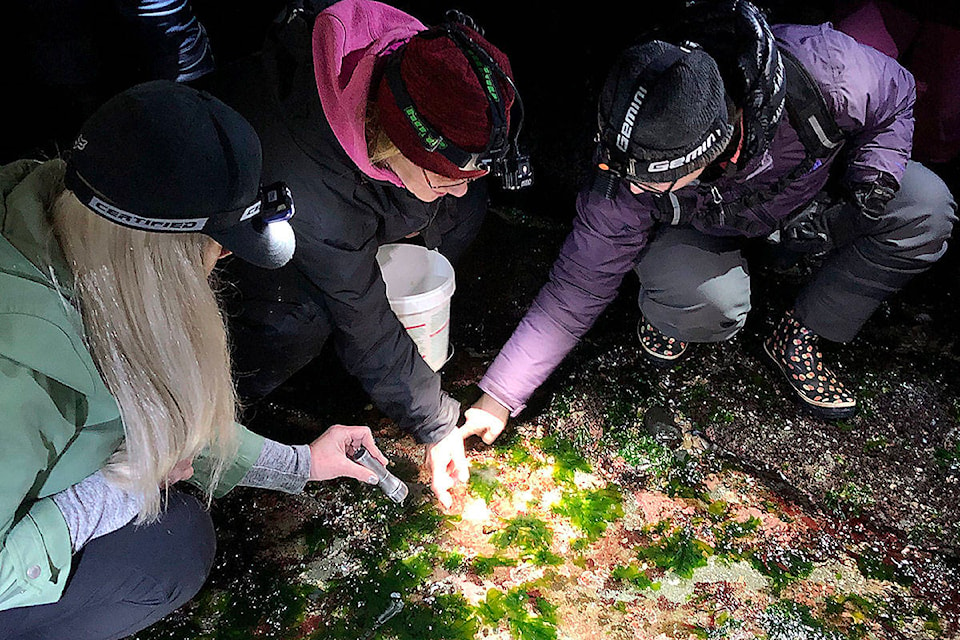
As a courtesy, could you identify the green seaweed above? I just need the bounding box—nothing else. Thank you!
[691,614,743,639]
[854,550,914,587]
[468,463,506,503]
[494,437,544,469]
[490,515,562,566]
[750,549,814,593]
[611,562,660,591]
[540,436,592,485]
[471,554,519,576]
[709,409,736,426]
[763,600,846,640]
[916,602,943,634]
[603,397,639,431]
[550,485,624,546]
[637,527,713,580]
[934,441,960,474]
[199,570,315,640]
[381,592,479,640]
[303,520,335,556]
[475,584,559,640]
[616,434,675,477]
[706,500,730,520]
[387,501,451,553]
[824,482,875,516]
[823,594,877,639]
[441,551,467,573]
[711,516,761,558]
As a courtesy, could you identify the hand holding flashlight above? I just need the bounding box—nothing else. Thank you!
[307,424,391,486]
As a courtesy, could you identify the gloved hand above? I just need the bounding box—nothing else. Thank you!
[779,174,898,255]
[779,197,854,255]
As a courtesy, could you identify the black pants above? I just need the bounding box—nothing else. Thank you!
[1,492,216,640]
[227,182,488,401]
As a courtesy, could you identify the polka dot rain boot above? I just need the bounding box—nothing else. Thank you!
[637,319,690,366]
[763,310,857,419]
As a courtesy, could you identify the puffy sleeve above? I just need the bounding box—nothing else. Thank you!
[480,184,657,413]
[777,23,916,187]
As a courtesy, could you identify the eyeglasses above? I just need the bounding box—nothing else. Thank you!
[422,167,488,190]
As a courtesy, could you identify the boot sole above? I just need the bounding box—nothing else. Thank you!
[761,341,857,420]
[640,342,692,368]
[637,320,692,368]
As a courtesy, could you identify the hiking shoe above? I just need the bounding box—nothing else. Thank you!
[763,310,857,419]
[638,320,690,366]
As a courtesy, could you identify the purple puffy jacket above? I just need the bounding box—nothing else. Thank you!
[480,22,916,414]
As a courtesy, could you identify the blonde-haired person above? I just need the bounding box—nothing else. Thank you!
[0,80,389,640]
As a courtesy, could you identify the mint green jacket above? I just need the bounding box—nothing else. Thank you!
[0,160,266,611]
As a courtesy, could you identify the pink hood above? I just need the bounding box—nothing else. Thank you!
[312,0,425,187]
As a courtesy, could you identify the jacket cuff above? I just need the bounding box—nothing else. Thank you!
[192,423,266,499]
[0,498,72,611]
[411,392,460,445]
[477,379,525,417]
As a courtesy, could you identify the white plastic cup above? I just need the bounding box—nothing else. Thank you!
[376,244,456,371]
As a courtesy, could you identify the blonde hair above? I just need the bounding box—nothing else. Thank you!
[50,174,238,521]
[366,101,401,166]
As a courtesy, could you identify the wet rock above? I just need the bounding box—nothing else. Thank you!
[642,405,681,448]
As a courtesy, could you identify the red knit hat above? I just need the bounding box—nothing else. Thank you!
[375,25,515,179]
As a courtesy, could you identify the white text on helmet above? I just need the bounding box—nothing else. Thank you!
[646,126,724,173]
[616,87,648,152]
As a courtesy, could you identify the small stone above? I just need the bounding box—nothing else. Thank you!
[643,405,681,446]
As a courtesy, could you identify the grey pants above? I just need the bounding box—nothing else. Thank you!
[636,161,957,343]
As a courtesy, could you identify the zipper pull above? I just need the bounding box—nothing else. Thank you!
[710,186,725,227]
[710,186,723,204]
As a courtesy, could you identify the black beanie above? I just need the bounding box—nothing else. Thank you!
[598,40,734,183]
[64,80,295,269]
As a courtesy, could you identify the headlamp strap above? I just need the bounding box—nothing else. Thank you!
[385,20,513,171]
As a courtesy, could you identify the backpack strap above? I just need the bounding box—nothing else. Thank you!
[648,46,845,235]
[780,48,844,158]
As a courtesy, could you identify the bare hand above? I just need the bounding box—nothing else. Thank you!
[164,458,195,486]
[308,424,389,483]
[424,428,470,509]
[460,393,510,445]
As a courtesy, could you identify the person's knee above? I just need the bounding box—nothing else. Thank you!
[147,493,216,607]
[641,284,750,343]
[697,277,751,338]
[885,164,958,257]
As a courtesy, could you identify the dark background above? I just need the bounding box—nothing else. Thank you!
[4,0,910,218]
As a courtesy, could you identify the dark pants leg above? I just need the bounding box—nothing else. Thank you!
[635,227,752,342]
[1,492,216,640]
[223,257,334,401]
[795,161,957,342]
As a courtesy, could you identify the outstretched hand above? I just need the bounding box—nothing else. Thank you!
[308,424,389,484]
[424,428,470,509]
[460,393,510,445]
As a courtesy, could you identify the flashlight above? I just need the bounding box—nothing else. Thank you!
[350,445,408,504]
